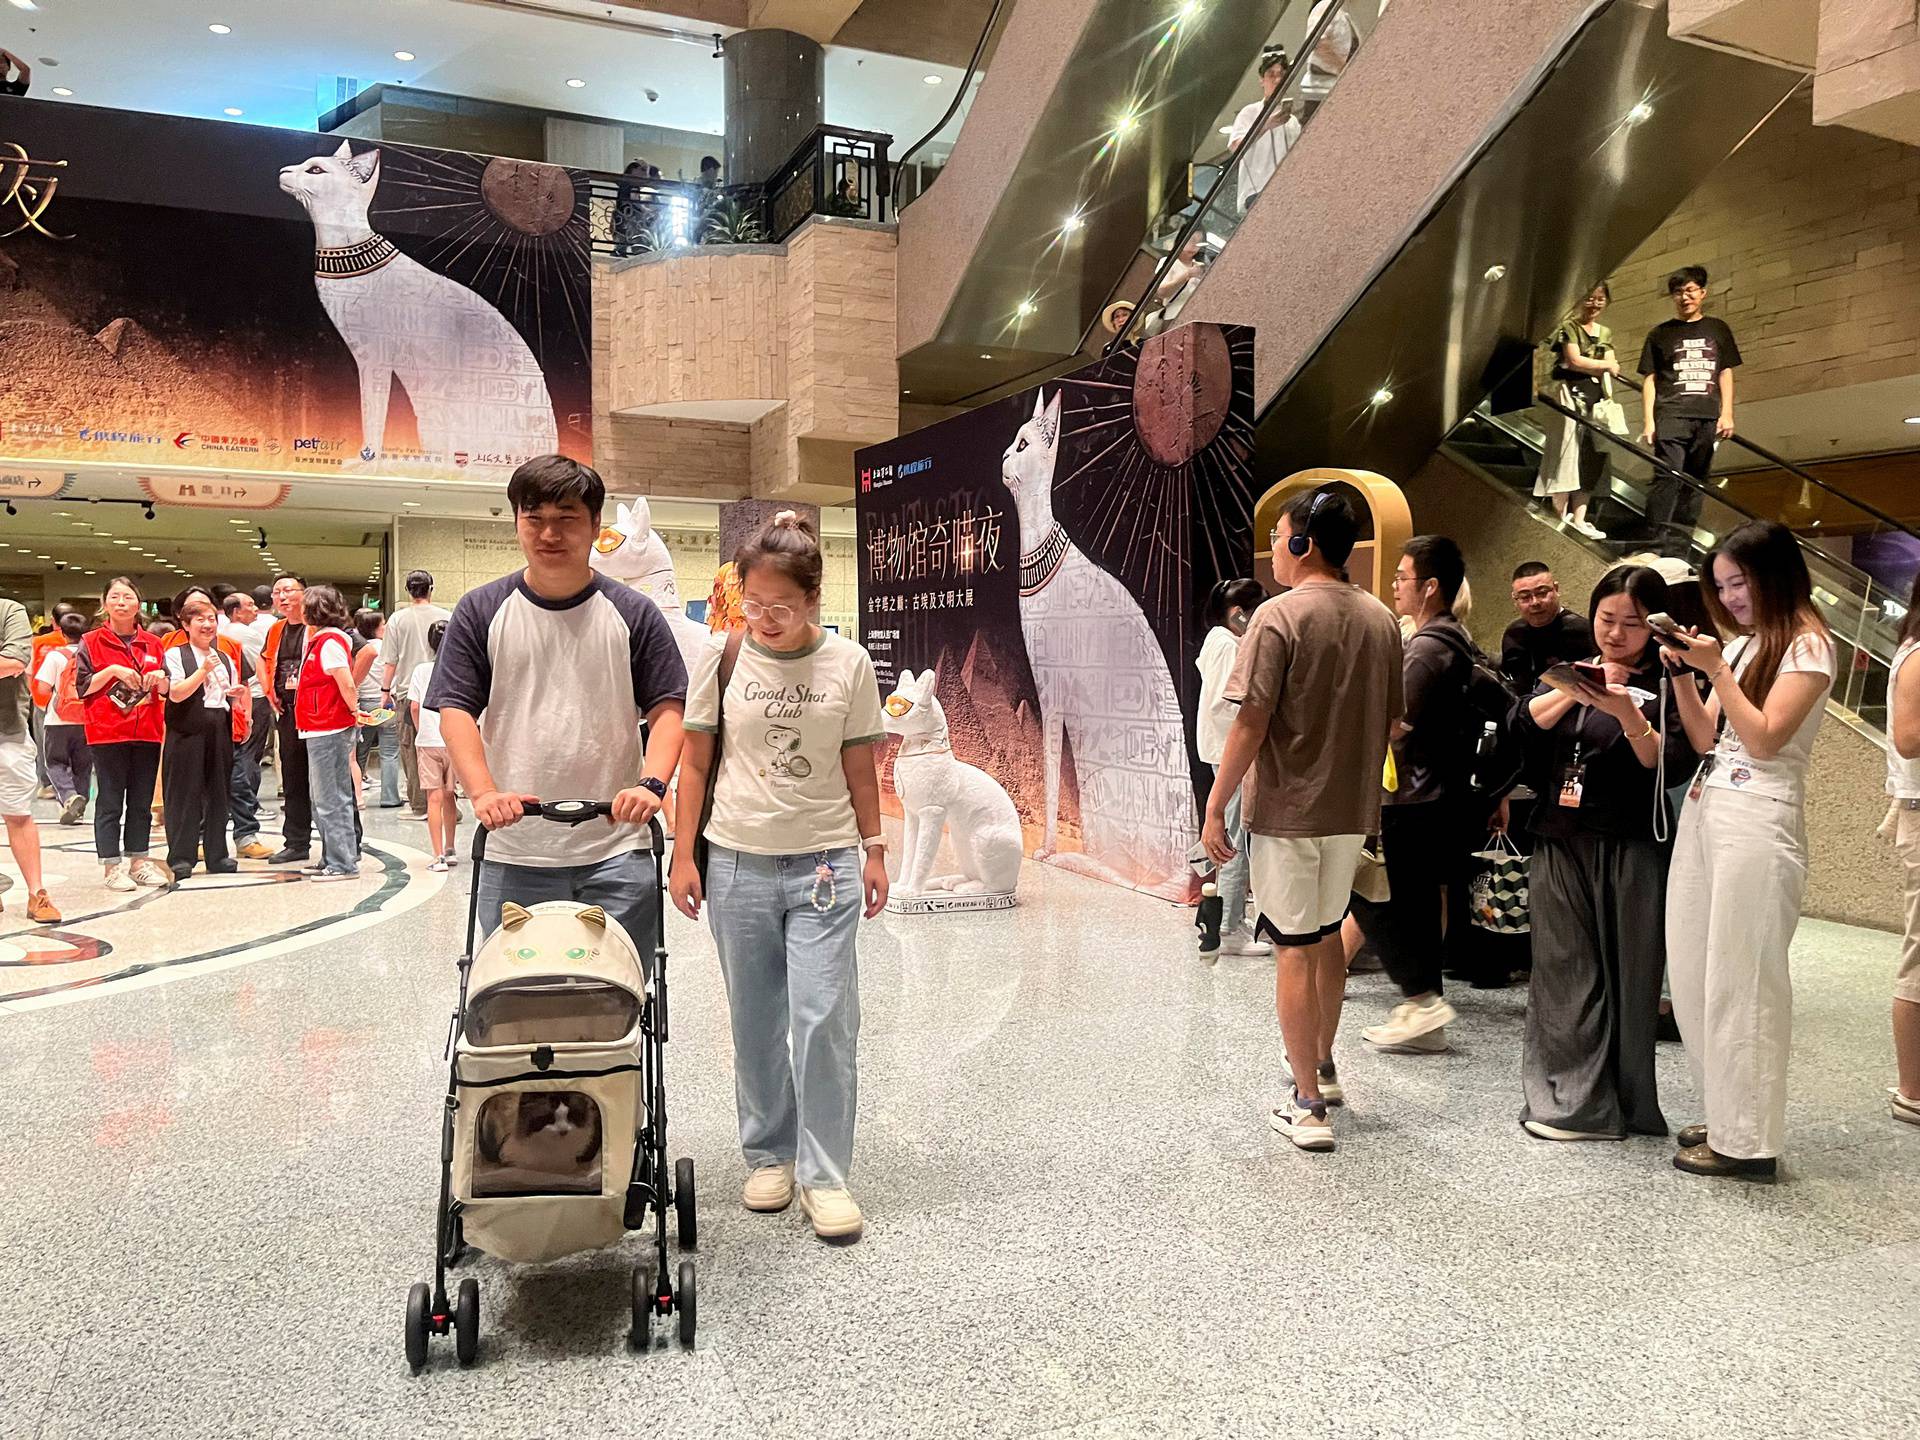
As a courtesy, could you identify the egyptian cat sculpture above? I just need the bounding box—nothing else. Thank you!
[882,668,1022,899]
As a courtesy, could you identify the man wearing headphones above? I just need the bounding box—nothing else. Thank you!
[1202,489,1404,1151]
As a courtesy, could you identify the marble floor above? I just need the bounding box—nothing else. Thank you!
[2,798,1917,1439]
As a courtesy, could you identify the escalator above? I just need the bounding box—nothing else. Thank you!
[1443,389,1912,738]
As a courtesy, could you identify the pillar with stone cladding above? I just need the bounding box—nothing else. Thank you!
[723,29,825,185]
[719,498,823,567]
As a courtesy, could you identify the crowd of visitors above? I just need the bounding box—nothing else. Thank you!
[1198,487,1916,1172]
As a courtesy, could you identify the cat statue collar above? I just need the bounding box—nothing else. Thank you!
[314,234,401,279]
[1019,524,1070,597]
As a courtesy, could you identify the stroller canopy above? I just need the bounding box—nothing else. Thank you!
[464,902,647,1049]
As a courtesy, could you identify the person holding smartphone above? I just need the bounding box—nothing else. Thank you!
[1660,520,1833,1179]
[75,577,173,892]
[1514,566,1692,1143]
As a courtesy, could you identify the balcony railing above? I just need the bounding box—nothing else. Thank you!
[585,125,892,258]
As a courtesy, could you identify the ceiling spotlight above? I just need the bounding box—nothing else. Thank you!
[1,502,13,517]
[1113,110,1139,138]
[566,77,586,88]
[1016,298,1037,318]
[224,107,244,117]
[394,50,415,62]
[1627,101,1653,125]
[51,86,72,97]
[1482,264,1508,283]
[980,352,993,360]
[142,502,156,520]
[1369,386,1395,407]
[208,23,232,36]
[923,74,942,86]
[6,2,41,14]
[1061,211,1084,234]
[1218,125,1233,137]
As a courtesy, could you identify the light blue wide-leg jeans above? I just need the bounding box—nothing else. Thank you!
[707,844,862,1189]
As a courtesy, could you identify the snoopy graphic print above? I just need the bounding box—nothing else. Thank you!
[685,632,888,856]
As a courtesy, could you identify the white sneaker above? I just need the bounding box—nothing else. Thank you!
[1223,929,1271,957]
[103,864,137,893]
[427,858,451,874]
[443,851,459,868]
[1282,1055,1345,1107]
[796,1185,864,1239]
[1269,1094,1335,1151]
[742,1163,794,1212]
[128,858,173,890]
[1523,1119,1622,1142]
[1890,1088,1920,1127]
[1363,997,1457,1051]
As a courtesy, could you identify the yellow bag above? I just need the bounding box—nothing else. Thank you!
[1382,746,1399,794]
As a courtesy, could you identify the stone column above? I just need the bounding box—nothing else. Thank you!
[719,498,822,565]
[722,28,825,184]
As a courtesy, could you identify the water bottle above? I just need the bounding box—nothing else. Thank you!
[1470,719,1499,793]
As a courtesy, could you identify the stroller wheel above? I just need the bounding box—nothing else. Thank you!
[630,1264,653,1351]
[454,1278,480,1366]
[677,1259,696,1346]
[405,1282,431,1372]
[675,1157,697,1249]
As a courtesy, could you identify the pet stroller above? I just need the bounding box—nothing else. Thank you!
[404,801,697,1370]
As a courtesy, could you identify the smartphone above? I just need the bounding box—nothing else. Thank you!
[1572,661,1610,688]
[1541,663,1608,697]
[1646,612,1690,650]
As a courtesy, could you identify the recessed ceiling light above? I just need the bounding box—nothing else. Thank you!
[208,24,232,36]
[394,50,415,62]
[902,389,912,396]
[1627,101,1653,124]
[566,78,586,88]
[1016,299,1037,318]
[403,500,422,507]
[1061,212,1083,234]
[1482,264,1508,283]
[51,86,73,97]
[113,540,129,546]
[1905,416,1920,425]
[1369,386,1395,406]
[6,2,41,15]
[923,74,942,85]
[1218,125,1232,137]
[980,353,993,360]
[224,107,244,117]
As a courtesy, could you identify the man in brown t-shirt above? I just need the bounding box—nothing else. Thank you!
[1203,489,1403,1150]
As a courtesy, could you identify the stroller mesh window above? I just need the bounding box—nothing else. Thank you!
[472,1091,605,1198]
[464,977,640,1047]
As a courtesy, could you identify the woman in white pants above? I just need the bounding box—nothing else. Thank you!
[1882,576,1920,1127]
[1194,578,1269,959]
[1662,520,1833,1180]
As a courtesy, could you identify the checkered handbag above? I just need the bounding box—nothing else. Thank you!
[1467,832,1531,935]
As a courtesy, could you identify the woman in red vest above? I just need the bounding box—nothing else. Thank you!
[295,584,362,880]
[75,577,171,892]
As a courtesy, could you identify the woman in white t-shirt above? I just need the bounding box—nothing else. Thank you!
[671,510,888,1242]
[1883,584,1920,1127]
[1662,520,1834,1179]
[1195,578,1268,959]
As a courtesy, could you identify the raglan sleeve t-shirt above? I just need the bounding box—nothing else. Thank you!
[427,572,689,867]
[685,631,886,857]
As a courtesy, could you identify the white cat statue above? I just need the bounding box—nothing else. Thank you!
[279,142,559,477]
[590,498,710,676]
[999,389,1197,900]
[882,669,1022,914]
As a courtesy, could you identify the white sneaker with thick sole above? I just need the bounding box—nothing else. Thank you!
[1523,1119,1622,1142]
[128,858,173,890]
[1282,1055,1345,1108]
[1362,997,1457,1051]
[1269,1094,1336,1151]
[103,864,137,894]
[1224,930,1271,957]
[797,1185,864,1238]
[742,1163,795,1212]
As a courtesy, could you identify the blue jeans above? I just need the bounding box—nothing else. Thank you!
[305,728,359,874]
[706,845,861,1189]
[230,696,272,842]
[474,850,660,967]
[375,715,401,806]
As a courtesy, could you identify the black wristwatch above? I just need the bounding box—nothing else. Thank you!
[637,777,668,800]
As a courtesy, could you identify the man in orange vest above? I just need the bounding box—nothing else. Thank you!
[254,576,313,864]
[27,603,79,802]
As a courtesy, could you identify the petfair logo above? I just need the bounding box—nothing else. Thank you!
[293,437,346,453]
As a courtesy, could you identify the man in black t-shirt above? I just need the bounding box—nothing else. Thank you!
[1500,561,1595,693]
[1638,265,1741,549]
[0,51,30,98]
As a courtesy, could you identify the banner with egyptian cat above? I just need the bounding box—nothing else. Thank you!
[854,324,1257,903]
[0,100,591,482]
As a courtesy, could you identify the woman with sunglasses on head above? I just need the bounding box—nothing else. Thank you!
[671,510,888,1243]
[1514,565,1692,1144]
[1661,519,1833,1179]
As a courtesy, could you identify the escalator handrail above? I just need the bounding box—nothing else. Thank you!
[1100,0,1351,354]
[1711,429,1917,541]
[893,0,1012,209]
[1522,391,1891,604]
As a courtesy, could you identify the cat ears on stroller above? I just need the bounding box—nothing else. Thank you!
[498,902,609,932]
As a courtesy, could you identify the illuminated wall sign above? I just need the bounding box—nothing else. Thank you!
[0,470,76,499]
[138,475,290,510]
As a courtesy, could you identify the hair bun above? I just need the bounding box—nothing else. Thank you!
[773,509,799,527]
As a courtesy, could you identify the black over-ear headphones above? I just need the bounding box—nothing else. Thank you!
[1287,490,1332,557]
